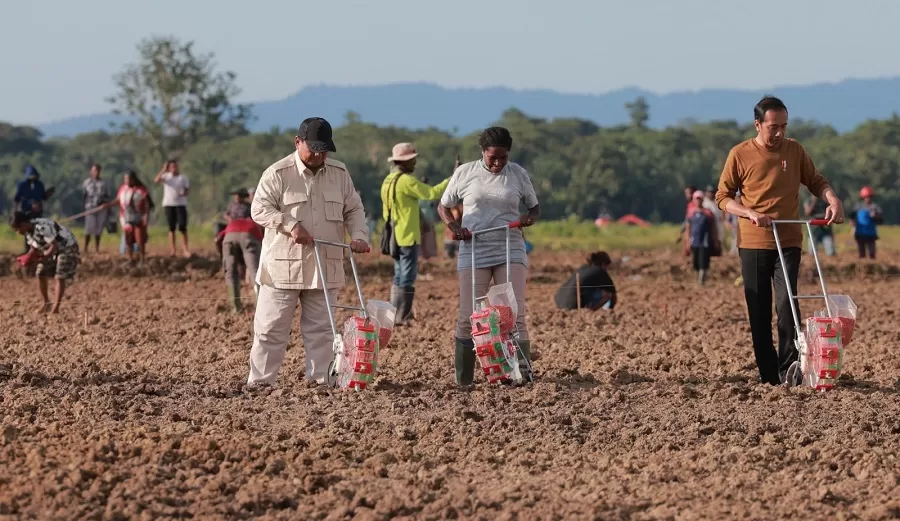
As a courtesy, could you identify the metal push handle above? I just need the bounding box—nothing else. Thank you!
[311,238,370,340]
[466,221,522,313]
[770,218,835,335]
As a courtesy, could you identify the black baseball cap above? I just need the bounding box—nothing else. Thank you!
[297,117,337,153]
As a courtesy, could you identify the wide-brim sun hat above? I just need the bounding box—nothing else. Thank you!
[388,142,418,162]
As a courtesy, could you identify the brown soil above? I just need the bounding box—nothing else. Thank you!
[1,249,898,520]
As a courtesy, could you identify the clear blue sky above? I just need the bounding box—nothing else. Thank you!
[3,0,900,125]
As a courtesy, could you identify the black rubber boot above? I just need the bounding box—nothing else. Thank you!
[454,337,476,386]
[398,286,415,323]
[390,286,405,324]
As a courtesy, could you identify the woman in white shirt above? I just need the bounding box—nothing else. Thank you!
[438,127,541,387]
[154,160,191,257]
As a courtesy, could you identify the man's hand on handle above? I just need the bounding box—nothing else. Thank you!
[349,240,369,253]
[290,223,314,245]
[747,210,773,228]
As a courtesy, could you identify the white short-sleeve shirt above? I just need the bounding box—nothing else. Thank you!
[160,172,190,207]
[440,160,538,270]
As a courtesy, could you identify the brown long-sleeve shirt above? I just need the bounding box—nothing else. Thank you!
[715,138,832,249]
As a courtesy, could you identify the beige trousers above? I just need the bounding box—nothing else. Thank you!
[456,264,529,341]
[247,285,337,385]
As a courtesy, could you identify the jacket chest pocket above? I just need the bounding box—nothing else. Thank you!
[283,191,309,222]
[323,191,343,222]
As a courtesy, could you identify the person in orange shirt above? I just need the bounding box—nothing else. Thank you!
[716,96,844,386]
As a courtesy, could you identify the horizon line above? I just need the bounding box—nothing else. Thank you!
[25,74,900,128]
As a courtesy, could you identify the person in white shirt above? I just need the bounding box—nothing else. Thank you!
[154,159,191,257]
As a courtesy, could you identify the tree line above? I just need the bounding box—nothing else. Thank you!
[1,37,897,225]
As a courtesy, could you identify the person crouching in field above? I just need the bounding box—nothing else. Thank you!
[11,212,81,313]
[684,190,720,285]
[554,251,617,310]
[218,188,262,313]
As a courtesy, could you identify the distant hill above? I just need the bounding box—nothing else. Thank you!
[35,77,900,137]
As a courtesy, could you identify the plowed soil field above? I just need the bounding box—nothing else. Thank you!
[1,248,898,520]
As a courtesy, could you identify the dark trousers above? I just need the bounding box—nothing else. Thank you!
[691,246,710,271]
[855,237,876,259]
[739,247,801,385]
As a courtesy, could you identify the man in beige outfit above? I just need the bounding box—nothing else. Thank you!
[248,117,369,386]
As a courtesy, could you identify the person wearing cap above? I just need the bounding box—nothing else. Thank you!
[246,117,369,387]
[218,187,261,312]
[716,95,844,386]
[849,186,883,259]
[380,142,450,324]
[683,190,720,285]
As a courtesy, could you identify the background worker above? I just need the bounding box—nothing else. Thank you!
[81,163,110,254]
[554,251,617,310]
[684,189,720,285]
[220,187,262,313]
[154,159,191,257]
[850,186,883,259]
[380,142,450,324]
[11,211,81,314]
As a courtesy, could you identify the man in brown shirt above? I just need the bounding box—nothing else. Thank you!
[715,95,845,386]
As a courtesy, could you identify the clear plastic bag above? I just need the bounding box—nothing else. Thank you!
[366,299,397,348]
[485,283,517,334]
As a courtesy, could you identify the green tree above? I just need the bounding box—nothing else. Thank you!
[106,36,252,163]
[625,96,650,129]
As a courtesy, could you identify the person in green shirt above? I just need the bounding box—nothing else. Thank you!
[380,143,451,323]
